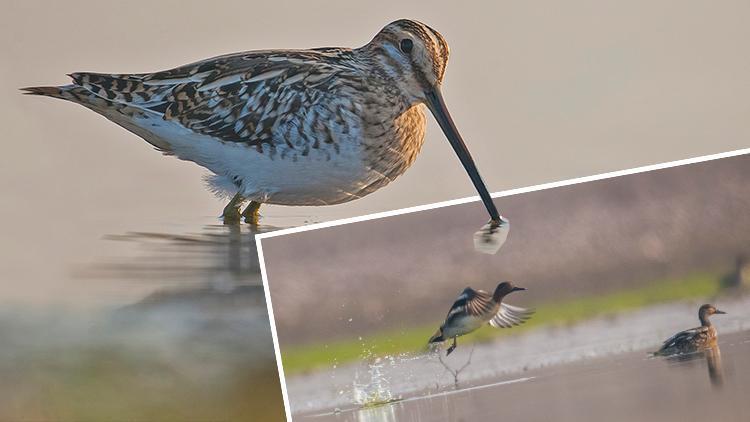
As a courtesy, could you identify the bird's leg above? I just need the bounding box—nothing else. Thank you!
[446,337,457,355]
[242,201,262,226]
[222,193,246,225]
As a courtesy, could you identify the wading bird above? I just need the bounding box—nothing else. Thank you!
[429,282,534,355]
[23,19,504,231]
[654,304,726,356]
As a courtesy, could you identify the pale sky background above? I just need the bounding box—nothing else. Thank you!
[1,0,749,305]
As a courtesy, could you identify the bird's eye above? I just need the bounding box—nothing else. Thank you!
[399,39,414,54]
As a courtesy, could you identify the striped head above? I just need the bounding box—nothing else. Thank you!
[362,20,502,226]
[363,19,450,103]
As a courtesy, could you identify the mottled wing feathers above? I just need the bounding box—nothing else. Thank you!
[445,287,495,320]
[488,303,535,328]
[443,287,534,330]
[658,327,707,353]
[69,72,174,107]
[65,48,358,150]
[141,47,350,86]
[164,50,357,150]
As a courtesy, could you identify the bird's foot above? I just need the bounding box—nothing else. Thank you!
[222,193,247,225]
[242,201,261,225]
[446,340,457,356]
[221,201,243,225]
[221,208,242,225]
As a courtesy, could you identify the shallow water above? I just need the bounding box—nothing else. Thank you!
[289,296,750,416]
[300,329,750,422]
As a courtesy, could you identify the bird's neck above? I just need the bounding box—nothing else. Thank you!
[700,313,712,327]
[492,291,507,303]
[352,47,424,108]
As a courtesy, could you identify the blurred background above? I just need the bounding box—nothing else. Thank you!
[1,0,750,420]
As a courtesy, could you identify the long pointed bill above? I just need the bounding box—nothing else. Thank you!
[425,88,509,254]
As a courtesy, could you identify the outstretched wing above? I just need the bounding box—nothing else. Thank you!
[67,48,357,150]
[488,303,535,328]
[445,287,495,320]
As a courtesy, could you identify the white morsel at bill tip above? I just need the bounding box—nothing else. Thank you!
[474,217,509,254]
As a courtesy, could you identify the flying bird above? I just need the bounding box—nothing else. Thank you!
[654,304,726,356]
[429,282,534,355]
[23,19,504,231]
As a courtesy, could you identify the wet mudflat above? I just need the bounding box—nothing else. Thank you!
[0,225,287,421]
[301,329,750,422]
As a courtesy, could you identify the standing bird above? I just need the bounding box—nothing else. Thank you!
[22,19,504,229]
[429,282,534,355]
[654,304,727,356]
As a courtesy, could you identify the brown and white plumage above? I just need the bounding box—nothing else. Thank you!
[429,282,534,355]
[22,19,504,228]
[654,304,726,356]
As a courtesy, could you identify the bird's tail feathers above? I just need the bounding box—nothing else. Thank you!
[428,328,444,344]
[20,85,71,100]
[22,81,174,152]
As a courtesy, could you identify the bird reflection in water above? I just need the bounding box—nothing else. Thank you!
[704,345,724,387]
[92,224,286,418]
[94,224,280,288]
[0,224,287,421]
[664,344,724,388]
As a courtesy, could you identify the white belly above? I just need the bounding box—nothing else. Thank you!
[443,316,485,339]
[133,113,385,205]
[231,141,375,206]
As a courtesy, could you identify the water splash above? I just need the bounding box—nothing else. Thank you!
[353,357,395,407]
[351,349,434,408]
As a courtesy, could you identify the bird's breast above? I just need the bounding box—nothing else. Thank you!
[355,103,427,196]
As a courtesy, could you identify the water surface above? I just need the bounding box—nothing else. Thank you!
[288,297,750,417]
[0,224,287,421]
[302,329,750,422]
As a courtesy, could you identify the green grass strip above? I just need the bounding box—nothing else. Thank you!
[282,272,722,375]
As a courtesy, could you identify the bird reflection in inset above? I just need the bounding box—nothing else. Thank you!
[662,344,724,389]
[704,344,724,387]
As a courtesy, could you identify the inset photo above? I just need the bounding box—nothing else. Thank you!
[258,151,750,421]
